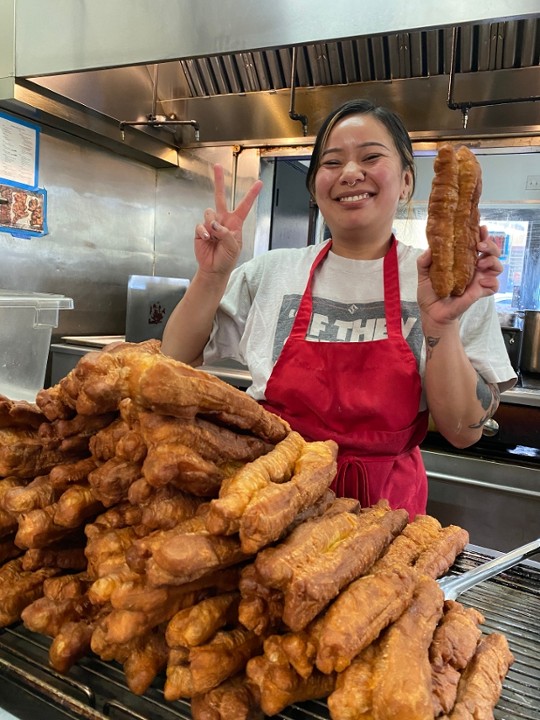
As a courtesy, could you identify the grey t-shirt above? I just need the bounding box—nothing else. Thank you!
[204,240,516,407]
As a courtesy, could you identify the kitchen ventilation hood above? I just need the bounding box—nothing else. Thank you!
[0,0,539,166]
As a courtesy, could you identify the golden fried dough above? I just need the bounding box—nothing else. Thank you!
[426,144,482,298]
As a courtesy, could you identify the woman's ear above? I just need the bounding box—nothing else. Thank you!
[400,169,413,201]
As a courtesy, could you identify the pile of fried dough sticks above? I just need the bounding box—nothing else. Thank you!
[0,340,514,719]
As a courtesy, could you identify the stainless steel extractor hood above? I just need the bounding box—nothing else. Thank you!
[1,0,539,166]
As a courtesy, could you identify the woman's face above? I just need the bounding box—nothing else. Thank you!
[314,113,412,247]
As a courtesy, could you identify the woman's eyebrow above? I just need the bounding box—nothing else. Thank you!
[321,141,388,156]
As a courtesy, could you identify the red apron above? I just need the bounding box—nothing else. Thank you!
[261,238,429,519]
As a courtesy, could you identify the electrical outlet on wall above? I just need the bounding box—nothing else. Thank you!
[525,175,540,190]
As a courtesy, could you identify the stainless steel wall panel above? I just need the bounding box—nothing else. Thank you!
[234,148,262,265]
[0,130,156,338]
[153,145,237,278]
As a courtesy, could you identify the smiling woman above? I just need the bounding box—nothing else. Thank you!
[161,98,516,519]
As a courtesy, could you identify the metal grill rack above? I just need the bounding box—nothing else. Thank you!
[0,548,538,720]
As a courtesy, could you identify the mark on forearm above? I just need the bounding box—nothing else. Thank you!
[469,377,501,429]
[425,336,440,361]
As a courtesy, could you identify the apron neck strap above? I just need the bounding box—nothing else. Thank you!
[292,236,403,338]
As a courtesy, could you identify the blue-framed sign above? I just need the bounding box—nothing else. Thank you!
[0,111,40,190]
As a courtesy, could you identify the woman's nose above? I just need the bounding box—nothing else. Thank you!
[341,164,366,184]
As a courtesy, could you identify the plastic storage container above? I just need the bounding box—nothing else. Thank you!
[0,290,74,402]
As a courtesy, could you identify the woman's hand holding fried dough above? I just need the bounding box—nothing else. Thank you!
[417,225,502,326]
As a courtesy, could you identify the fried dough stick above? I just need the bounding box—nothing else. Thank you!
[21,544,87,571]
[38,346,289,444]
[0,394,44,429]
[166,592,240,648]
[50,608,108,673]
[239,440,338,553]
[442,633,514,720]
[0,427,81,478]
[54,483,103,528]
[327,576,444,720]
[327,643,378,720]
[0,507,18,538]
[142,442,225,496]
[0,476,25,509]
[452,146,481,296]
[36,339,161,421]
[430,600,485,716]
[91,628,169,695]
[371,513,443,572]
[165,651,193,701]
[93,567,241,647]
[151,527,248,585]
[190,673,264,720]
[238,563,285,636]
[262,625,324,681]
[246,653,336,717]
[255,500,388,591]
[89,418,131,461]
[85,502,144,539]
[38,411,117,445]
[122,628,169,695]
[426,144,460,298]
[15,504,75,549]
[125,512,209,574]
[205,431,306,535]
[49,456,98,489]
[283,507,409,631]
[414,525,470,579]
[88,457,143,507]
[21,571,92,636]
[85,525,140,578]
[372,576,444,720]
[315,566,418,674]
[91,589,202,650]
[0,557,59,626]
[3,473,59,514]
[189,627,264,695]
[135,407,273,465]
[140,487,205,530]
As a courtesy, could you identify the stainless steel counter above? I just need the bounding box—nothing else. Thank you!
[423,448,540,552]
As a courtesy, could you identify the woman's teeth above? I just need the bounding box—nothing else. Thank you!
[339,193,370,202]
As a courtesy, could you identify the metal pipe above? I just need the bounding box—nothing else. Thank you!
[289,46,308,136]
[447,26,540,128]
[119,116,200,142]
[426,470,540,499]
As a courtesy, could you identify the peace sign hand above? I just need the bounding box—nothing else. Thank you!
[194,164,263,277]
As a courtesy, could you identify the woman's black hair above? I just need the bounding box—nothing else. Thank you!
[306,99,416,200]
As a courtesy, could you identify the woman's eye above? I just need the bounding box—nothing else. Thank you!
[365,154,381,162]
[321,159,340,166]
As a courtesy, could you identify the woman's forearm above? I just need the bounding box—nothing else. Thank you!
[422,319,499,448]
[161,269,230,365]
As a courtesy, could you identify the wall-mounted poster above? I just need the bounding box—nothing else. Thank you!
[0,184,47,236]
[0,112,40,190]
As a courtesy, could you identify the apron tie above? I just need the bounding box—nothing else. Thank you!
[333,456,370,508]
